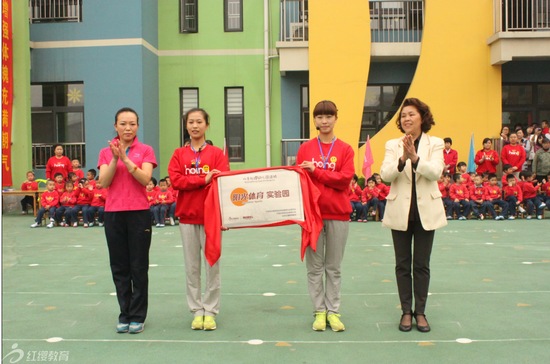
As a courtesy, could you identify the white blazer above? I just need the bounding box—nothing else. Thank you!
[380,133,448,231]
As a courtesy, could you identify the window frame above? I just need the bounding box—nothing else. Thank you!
[224,87,245,162]
[180,0,198,33]
[224,0,243,32]
[179,87,199,146]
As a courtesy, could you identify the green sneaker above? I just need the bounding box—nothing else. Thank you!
[191,316,204,330]
[327,313,345,332]
[203,315,217,331]
[312,311,327,331]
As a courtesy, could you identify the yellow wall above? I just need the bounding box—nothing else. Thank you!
[308,0,370,159]
[364,0,502,175]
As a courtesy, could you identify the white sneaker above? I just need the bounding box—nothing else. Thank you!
[496,215,504,220]
[98,222,104,227]
[88,222,94,227]
[50,218,55,222]
[47,222,54,228]
[155,223,161,227]
[30,222,40,228]
[537,215,542,220]
[539,202,547,209]
[169,217,175,226]
[518,206,526,213]
[159,224,165,227]
[508,216,515,220]
[526,215,532,220]
[83,223,89,228]
[73,222,78,227]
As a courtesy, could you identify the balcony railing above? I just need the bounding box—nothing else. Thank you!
[280,0,308,41]
[29,0,82,23]
[281,139,308,166]
[494,0,550,32]
[32,143,86,169]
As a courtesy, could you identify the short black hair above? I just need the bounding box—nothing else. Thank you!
[444,137,452,144]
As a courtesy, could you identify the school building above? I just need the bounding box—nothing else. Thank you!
[4,0,550,186]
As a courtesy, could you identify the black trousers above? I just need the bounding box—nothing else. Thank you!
[391,220,435,314]
[104,210,152,323]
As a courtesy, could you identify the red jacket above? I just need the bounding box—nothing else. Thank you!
[375,182,390,201]
[438,181,449,198]
[501,144,526,171]
[449,183,470,200]
[503,184,523,202]
[204,166,324,267]
[443,148,458,173]
[296,137,355,220]
[348,184,362,202]
[485,185,503,201]
[361,186,379,203]
[21,180,38,191]
[40,190,59,209]
[168,144,230,224]
[474,149,499,174]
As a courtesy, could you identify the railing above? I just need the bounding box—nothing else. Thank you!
[32,143,86,169]
[370,1,424,43]
[279,1,424,43]
[281,139,308,166]
[29,0,82,23]
[494,0,550,32]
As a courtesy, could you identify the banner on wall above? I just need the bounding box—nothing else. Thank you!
[2,0,14,186]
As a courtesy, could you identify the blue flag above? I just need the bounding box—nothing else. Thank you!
[467,133,476,173]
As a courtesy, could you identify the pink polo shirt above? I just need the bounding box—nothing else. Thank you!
[97,137,157,212]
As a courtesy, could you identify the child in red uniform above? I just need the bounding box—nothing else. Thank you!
[30,180,59,228]
[146,178,158,224]
[541,172,550,207]
[153,179,174,228]
[485,174,508,220]
[74,179,93,227]
[20,171,39,214]
[519,171,546,219]
[501,133,526,176]
[443,137,458,174]
[469,174,491,220]
[448,173,471,220]
[168,108,230,331]
[438,173,452,216]
[72,159,84,179]
[165,175,178,225]
[55,181,78,227]
[503,174,523,220]
[373,173,389,221]
[87,180,108,226]
[53,173,65,195]
[296,100,355,332]
[456,162,473,189]
[360,177,380,222]
[86,169,97,188]
[348,174,363,222]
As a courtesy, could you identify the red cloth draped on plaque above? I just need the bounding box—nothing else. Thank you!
[204,166,323,267]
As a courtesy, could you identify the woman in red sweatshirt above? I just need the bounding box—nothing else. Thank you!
[296,100,355,332]
[168,108,229,331]
[501,133,526,176]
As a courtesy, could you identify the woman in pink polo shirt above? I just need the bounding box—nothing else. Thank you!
[98,107,157,334]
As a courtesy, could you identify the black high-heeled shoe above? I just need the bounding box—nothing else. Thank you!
[398,312,413,332]
[414,312,431,333]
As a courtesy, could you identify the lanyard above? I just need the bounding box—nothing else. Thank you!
[191,142,206,171]
[317,137,336,169]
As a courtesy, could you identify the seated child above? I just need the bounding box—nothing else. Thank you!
[485,174,508,220]
[360,177,379,222]
[438,173,452,217]
[348,174,364,222]
[469,174,492,220]
[165,176,178,225]
[541,172,550,208]
[146,178,158,224]
[448,173,471,220]
[55,181,78,227]
[503,174,523,220]
[153,179,174,228]
[373,173,389,221]
[73,178,93,227]
[30,179,59,229]
[20,171,38,214]
[457,162,473,190]
[519,171,546,220]
[87,180,108,227]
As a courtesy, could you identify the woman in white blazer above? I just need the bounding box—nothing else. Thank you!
[380,98,447,333]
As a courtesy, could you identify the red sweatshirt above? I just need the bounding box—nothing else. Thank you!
[485,185,503,201]
[146,189,157,206]
[75,186,93,205]
[40,190,59,209]
[438,181,449,198]
[469,184,488,202]
[375,182,390,201]
[501,144,526,171]
[521,181,539,200]
[443,148,458,173]
[349,184,362,202]
[449,183,470,200]
[168,144,230,224]
[156,189,174,205]
[21,180,38,191]
[503,184,523,202]
[474,149,499,174]
[296,138,355,220]
[59,191,77,208]
[45,155,72,180]
[90,187,108,207]
[542,182,550,197]
[361,186,379,203]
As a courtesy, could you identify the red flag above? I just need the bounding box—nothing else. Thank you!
[362,135,374,179]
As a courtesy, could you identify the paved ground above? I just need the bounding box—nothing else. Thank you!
[2,213,550,363]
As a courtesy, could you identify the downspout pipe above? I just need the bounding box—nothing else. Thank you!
[264,0,271,167]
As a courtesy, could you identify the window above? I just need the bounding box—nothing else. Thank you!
[31,83,85,167]
[180,88,199,145]
[225,87,244,162]
[29,0,82,23]
[180,0,198,33]
[224,0,243,32]
[300,85,309,139]
[360,84,409,145]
